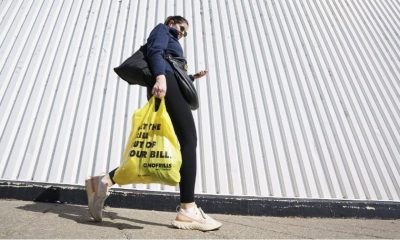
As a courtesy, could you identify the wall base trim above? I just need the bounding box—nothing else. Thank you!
[1,181,399,219]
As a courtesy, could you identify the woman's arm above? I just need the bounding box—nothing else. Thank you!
[147,24,169,98]
[147,24,169,77]
[192,70,208,80]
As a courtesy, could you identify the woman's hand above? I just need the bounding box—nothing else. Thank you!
[152,75,167,98]
[193,70,208,79]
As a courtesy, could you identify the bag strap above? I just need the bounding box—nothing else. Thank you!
[148,96,167,115]
[164,54,187,64]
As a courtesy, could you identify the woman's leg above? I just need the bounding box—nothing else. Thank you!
[164,73,221,231]
[163,73,197,203]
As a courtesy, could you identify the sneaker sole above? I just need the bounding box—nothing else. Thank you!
[85,178,95,219]
[171,220,222,231]
[85,177,103,222]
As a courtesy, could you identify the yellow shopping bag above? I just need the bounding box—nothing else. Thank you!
[113,96,181,185]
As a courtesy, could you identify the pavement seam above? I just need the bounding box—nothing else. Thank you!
[260,218,389,239]
[326,220,400,235]
[220,219,307,239]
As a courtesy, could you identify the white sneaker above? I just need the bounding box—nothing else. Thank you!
[172,205,222,231]
[85,175,110,222]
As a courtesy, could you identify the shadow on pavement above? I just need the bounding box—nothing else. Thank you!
[17,201,172,230]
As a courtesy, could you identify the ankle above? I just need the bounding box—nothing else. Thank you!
[101,174,114,187]
[180,202,196,210]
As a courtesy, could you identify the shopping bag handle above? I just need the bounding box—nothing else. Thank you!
[149,96,166,114]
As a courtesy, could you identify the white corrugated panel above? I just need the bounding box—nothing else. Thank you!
[1,0,399,201]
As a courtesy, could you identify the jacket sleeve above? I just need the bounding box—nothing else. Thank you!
[147,24,169,77]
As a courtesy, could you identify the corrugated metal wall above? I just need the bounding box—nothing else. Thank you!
[0,0,399,201]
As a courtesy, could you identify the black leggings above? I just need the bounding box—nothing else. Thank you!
[109,73,197,203]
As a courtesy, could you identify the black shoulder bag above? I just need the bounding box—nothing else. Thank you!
[114,44,154,87]
[164,54,199,110]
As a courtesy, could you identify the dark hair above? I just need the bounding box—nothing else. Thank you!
[164,16,189,26]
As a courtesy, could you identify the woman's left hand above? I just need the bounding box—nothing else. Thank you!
[193,70,208,79]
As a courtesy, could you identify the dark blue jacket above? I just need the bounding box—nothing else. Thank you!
[146,23,183,77]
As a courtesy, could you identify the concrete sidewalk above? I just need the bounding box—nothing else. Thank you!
[0,199,399,239]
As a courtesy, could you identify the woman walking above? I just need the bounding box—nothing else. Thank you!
[85,16,222,232]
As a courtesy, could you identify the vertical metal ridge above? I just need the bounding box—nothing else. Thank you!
[0,0,47,178]
[30,0,89,182]
[241,0,275,196]
[136,0,150,109]
[364,1,400,97]
[45,0,98,182]
[259,0,289,197]
[26,0,80,182]
[0,1,35,108]
[0,0,14,27]
[326,0,390,200]
[13,0,66,180]
[247,0,275,196]
[317,0,376,199]
[380,1,400,40]
[0,0,36,131]
[326,0,387,200]
[268,0,301,197]
[352,1,400,176]
[306,0,360,199]
[354,0,400,139]
[221,0,249,195]
[336,0,400,198]
[196,0,209,194]
[195,1,209,192]
[221,0,250,195]
[181,0,186,53]
[103,0,124,177]
[331,0,394,199]
[88,0,122,179]
[368,0,400,197]
[281,0,325,198]
[0,0,24,53]
[377,1,400,59]
[275,0,320,198]
[390,0,400,16]
[273,0,318,197]
[155,0,160,26]
[364,0,400,116]
[230,0,261,195]
[313,0,364,199]
[213,0,242,195]
[292,0,338,198]
[190,0,204,193]
[318,0,378,199]
[59,0,112,184]
[206,0,222,194]
[82,0,122,184]
[164,0,168,19]
[123,0,140,162]
[105,0,131,180]
[0,0,23,47]
[255,0,287,197]
[211,0,234,194]
[200,0,217,192]
[271,1,308,197]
